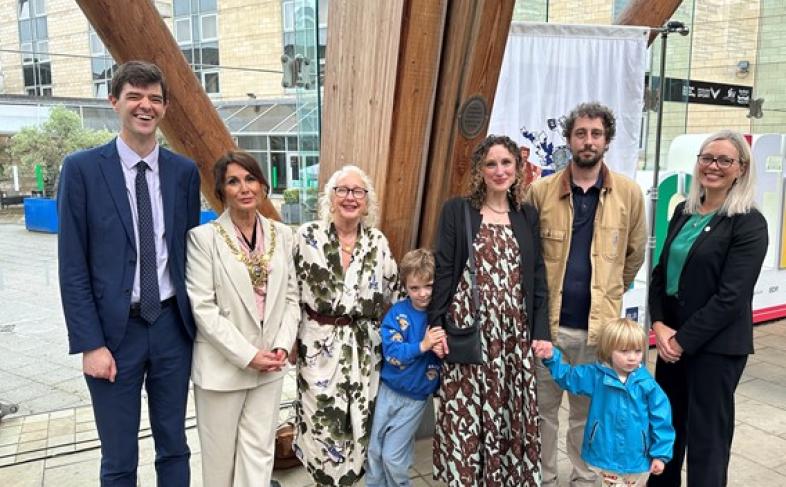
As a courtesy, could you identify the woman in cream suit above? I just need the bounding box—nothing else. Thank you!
[186,151,299,486]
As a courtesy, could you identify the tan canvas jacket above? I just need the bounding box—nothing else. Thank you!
[526,163,646,344]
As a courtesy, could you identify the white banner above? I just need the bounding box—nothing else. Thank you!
[489,22,649,178]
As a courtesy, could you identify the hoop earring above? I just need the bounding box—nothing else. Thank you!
[329,205,336,213]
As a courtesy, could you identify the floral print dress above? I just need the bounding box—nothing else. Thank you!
[293,221,398,486]
[434,223,542,486]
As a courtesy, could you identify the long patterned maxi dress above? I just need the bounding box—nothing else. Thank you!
[434,223,542,486]
[293,221,398,486]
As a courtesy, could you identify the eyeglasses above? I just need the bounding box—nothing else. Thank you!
[697,154,737,168]
[333,186,369,199]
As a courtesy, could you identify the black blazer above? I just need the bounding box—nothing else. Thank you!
[648,201,768,356]
[427,196,550,341]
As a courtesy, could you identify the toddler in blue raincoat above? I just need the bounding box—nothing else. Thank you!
[535,318,675,486]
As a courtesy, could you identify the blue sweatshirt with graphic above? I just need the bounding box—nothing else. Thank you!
[379,298,441,400]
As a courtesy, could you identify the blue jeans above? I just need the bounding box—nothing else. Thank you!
[366,382,428,487]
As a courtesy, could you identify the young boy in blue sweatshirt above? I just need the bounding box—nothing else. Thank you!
[366,249,444,487]
[535,318,675,487]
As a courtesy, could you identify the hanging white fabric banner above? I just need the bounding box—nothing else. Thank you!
[488,22,649,178]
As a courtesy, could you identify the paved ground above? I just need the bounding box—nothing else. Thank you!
[2,219,786,485]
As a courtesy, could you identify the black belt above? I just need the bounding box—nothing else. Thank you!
[130,297,177,318]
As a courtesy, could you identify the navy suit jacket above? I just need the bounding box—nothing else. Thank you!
[58,139,201,354]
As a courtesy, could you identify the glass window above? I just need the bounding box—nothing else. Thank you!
[270,136,285,151]
[35,16,47,38]
[38,62,51,85]
[200,0,217,10]
[19,19,32,41]
[173,0,190,16]
[36,40,48,61]
[270,152,287,193]
[23,65,35,85]
[287,136,298,150]
[175,18,192,44]
[89,31,104,54]
[318,0,328,27]
[18,0,30,19]
[201,13,217,40]
[203,71,219,94]
[283,0,294,32]
[20,41,32,63]
[34,0,44,15]
[238,136,267,151]
[94,81,108,98]
[42,86,52,97]
[201,45,219,66]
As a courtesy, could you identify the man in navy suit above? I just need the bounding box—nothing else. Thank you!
[58,61,201,486]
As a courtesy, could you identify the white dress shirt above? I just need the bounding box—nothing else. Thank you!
[116,136,175,303]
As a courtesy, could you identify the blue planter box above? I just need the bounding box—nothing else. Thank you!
[200,210,218,224]
[24,197,58,233]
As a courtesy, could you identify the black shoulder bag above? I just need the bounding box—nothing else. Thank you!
[443,200,483,365]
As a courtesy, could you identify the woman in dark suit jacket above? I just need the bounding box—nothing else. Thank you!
[648,130,768,487]
[430,135,550,485]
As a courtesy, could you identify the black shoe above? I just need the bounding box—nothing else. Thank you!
[270,480,282,487]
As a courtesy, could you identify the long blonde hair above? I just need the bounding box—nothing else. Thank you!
[684,130,756,216]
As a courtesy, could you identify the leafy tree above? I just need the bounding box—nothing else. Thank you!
[10,106,114,196]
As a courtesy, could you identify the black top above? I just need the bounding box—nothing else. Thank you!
[427,196,550,341]
[560,176,603,329]
[649,201,768,355]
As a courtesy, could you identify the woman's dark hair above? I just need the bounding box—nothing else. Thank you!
[213,151,269,204]
[467,135,525,210]
[110,61,168,102]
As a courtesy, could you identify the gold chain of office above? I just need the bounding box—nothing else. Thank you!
[212,221,277,289]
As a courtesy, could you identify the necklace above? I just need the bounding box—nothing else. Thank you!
[484,202,509,214]
[338,236,356,254]
[212,220,276,289]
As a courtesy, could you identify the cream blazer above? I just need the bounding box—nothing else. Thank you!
[186,210,299,391]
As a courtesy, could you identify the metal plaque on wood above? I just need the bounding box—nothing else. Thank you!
[458,95,488,139]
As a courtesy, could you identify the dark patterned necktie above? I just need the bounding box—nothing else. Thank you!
[136,161,160,324]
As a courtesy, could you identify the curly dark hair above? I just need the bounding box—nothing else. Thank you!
[466,135,525,210]
[562,102,616,143]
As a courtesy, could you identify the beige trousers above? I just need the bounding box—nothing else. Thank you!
[537,326,599,487]
[194,379,284,487]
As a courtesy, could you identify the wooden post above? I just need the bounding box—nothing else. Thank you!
[615,0,684,44]
[320,0,446,259]
[417,0,516,248]
[74,0,279,219]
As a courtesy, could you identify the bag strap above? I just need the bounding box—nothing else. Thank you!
[463,200,480,316]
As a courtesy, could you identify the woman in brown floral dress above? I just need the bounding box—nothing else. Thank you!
[429,135,552,486]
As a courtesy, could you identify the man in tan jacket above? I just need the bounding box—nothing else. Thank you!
[526,102,646,487]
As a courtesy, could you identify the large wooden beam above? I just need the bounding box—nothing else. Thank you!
[417,0,515,248]
[615,0,684,44]
[321,0,446,259]
[74,0,279,219]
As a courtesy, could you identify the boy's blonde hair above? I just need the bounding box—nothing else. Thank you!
[399,249,435,288]
[596,318,647,364]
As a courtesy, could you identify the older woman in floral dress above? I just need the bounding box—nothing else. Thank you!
[293,165,398,486]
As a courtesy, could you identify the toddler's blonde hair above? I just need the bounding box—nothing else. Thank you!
[597,318,647,364]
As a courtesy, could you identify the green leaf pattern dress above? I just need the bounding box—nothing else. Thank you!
[293,221,398,485]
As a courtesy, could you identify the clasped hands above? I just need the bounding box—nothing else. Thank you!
[652,321,683,363]
[248,348,288,373]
